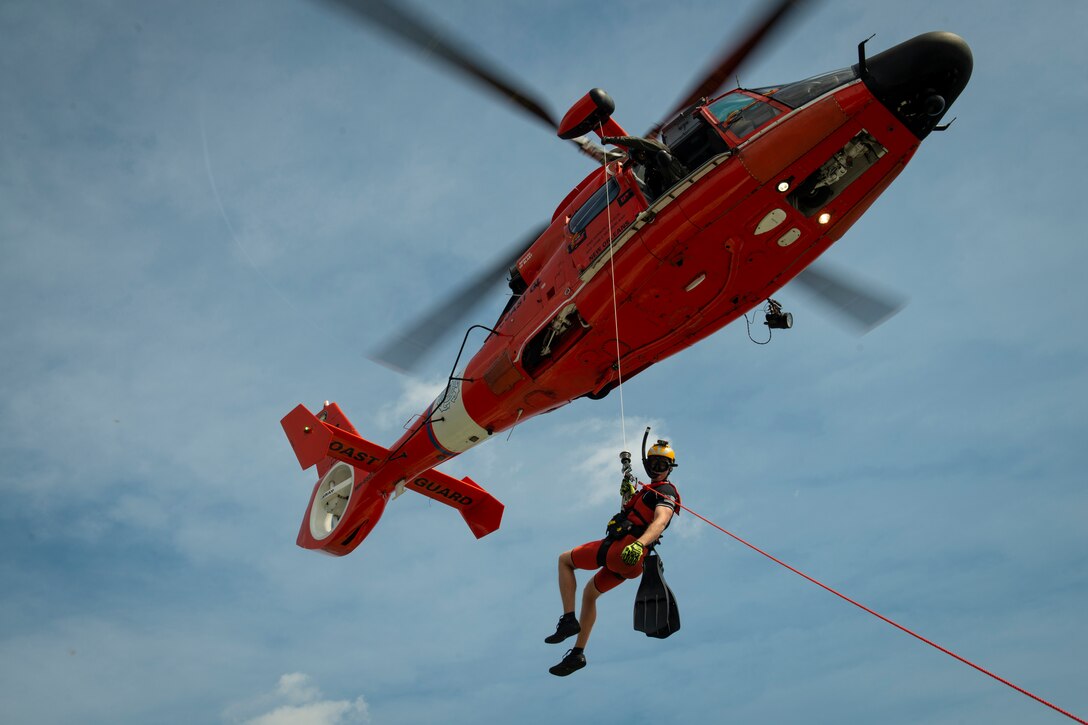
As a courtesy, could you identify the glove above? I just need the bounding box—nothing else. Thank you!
[621,540,645,565]
[620,474,637,500]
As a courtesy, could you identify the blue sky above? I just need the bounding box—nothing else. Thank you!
[2,1,1086,723]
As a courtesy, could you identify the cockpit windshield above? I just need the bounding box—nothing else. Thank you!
[753,67,858,109]
[706,91,782,139]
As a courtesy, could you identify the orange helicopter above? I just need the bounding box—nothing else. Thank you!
[281,0,972,556]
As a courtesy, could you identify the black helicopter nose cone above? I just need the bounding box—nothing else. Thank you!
[855,31,973,139]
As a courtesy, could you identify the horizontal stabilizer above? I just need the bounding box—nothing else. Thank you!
[403,469,504,539]
[281,403,390,475]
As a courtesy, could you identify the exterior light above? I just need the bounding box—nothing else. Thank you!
[818,212,832,225]
[777,180,790,193]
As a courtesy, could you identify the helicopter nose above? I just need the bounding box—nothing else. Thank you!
[856,31,973,139]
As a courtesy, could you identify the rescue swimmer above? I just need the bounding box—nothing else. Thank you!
[545,439,681,676]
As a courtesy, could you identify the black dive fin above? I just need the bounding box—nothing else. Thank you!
[633,553,680,639]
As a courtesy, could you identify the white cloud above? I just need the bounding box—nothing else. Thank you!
[374,375,448,431]
[563,414,666,506]
[226,673,369,725]
[2,3,1087,724]
[274,673,321,704]
[244,700,369,725]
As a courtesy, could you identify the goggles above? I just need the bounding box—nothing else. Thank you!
[647,456,672,474]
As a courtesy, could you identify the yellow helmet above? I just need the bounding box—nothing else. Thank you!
[645,439,677,475]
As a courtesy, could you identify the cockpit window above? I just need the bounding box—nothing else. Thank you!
[568,178,620,235]
[766,67,858,108]
[707,92,783,140]
[707,93,757,125]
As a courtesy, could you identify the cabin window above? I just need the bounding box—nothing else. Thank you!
[660,112,731,175]
[521,304,589,377]
[568,178,620,236]
[707,92,782,140]
[788,129,887,216]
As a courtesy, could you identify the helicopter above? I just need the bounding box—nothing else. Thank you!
[281,0,972,556]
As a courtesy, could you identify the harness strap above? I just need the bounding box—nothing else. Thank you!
[595,539,610,568]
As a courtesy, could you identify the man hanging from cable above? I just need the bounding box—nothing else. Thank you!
[544,434,681,676]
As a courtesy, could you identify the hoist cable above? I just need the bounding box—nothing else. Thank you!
[638,482,1086,725]
[601,128,627,452]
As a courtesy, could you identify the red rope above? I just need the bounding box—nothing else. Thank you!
[657,489,1086,724]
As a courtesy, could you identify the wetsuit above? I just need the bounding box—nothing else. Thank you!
[569,481,680,593]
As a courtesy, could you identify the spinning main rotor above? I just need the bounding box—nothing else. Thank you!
[317,0,902,372]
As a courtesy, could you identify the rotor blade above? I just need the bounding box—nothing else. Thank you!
[791,263,906,333]
[318,0,559,130]
[369,225,547,373]
[654,0,809,131]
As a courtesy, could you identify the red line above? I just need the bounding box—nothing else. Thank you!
[660,491,1086,724]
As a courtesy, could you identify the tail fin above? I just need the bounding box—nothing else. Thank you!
[281,402,388,476]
